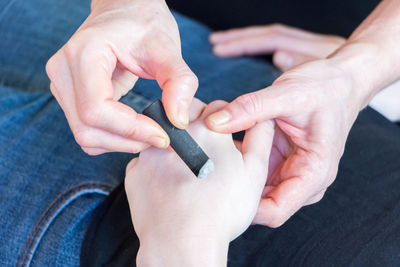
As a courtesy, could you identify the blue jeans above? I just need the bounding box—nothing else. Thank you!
[0,0,278,266]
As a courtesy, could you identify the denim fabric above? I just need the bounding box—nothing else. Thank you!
[0,0,278,266]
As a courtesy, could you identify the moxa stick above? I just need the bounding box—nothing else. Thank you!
[142,100,214,179]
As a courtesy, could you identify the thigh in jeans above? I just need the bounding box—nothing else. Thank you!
[0,0,90,91]
[0,86,144,266]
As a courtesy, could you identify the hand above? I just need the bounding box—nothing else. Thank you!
[206,59,361,227]
[46,0,198,155]
[209,24,345,71]
[209,22,400,122]
[125,99,274,266]
[207,20,400,227]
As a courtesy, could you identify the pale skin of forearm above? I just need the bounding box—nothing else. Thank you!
[328,0,400,109]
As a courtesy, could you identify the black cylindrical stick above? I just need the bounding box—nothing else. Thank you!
[142,100,214,178]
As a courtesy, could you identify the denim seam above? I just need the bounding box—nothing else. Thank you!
[17,181,114,267]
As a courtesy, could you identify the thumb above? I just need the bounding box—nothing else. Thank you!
[156,57,199,130]
[205,88,284,133]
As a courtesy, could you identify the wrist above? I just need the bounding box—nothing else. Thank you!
[325,0,400,110]
[326,41,398,110]
[137,231,229,267]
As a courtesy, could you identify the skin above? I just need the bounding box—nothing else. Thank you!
[125,100,274,266]
[210,22,400,121]
[46,0,198,155]
[206,0,400,227]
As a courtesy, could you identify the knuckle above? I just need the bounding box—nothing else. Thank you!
[45,56,57,81]
[123,123,140,139]
[256,205,288,228]
[267,214,286,228]
[316,191,326,202]
[181,73,199,91]
[63,32,96,62]
[74,129,93,148]
[78,104,101,127]
[325,171,338,187]
[81,147,101,156]
[63,41,79,60]
[235,93,263,115]
[129,146,141,154]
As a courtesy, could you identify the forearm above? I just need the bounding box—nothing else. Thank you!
[327,0,400,109]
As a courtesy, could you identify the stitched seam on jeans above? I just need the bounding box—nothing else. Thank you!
[17,181,114,267]
[18,182,113,267]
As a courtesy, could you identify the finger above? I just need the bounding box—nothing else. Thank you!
[273,50,317,71]
[111,65,139,101]
[116,31,198,130]
[212,34,321,57]
[304,189,326,206]
[81,147,109,156]
[155,55,199,129]
[212,27,344,58]
[80,100,170,148]
[198,100,229,120]
[242,120,275,188]
[46,52,159,155]
[67,41,116,107]
[47,51,74,116]
[205,88,285,133]
[65,42,170,148]
[49,83,66,112]
[189,98,206,122]
[74,127,149,155]
[187,100,230,140]
[210,26,270,44]
[210,24,319,45]
[252,176,317,228]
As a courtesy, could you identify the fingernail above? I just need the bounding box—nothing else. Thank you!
[175,99,189,128]
[207,110,231,127]
[150,135,170,149]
